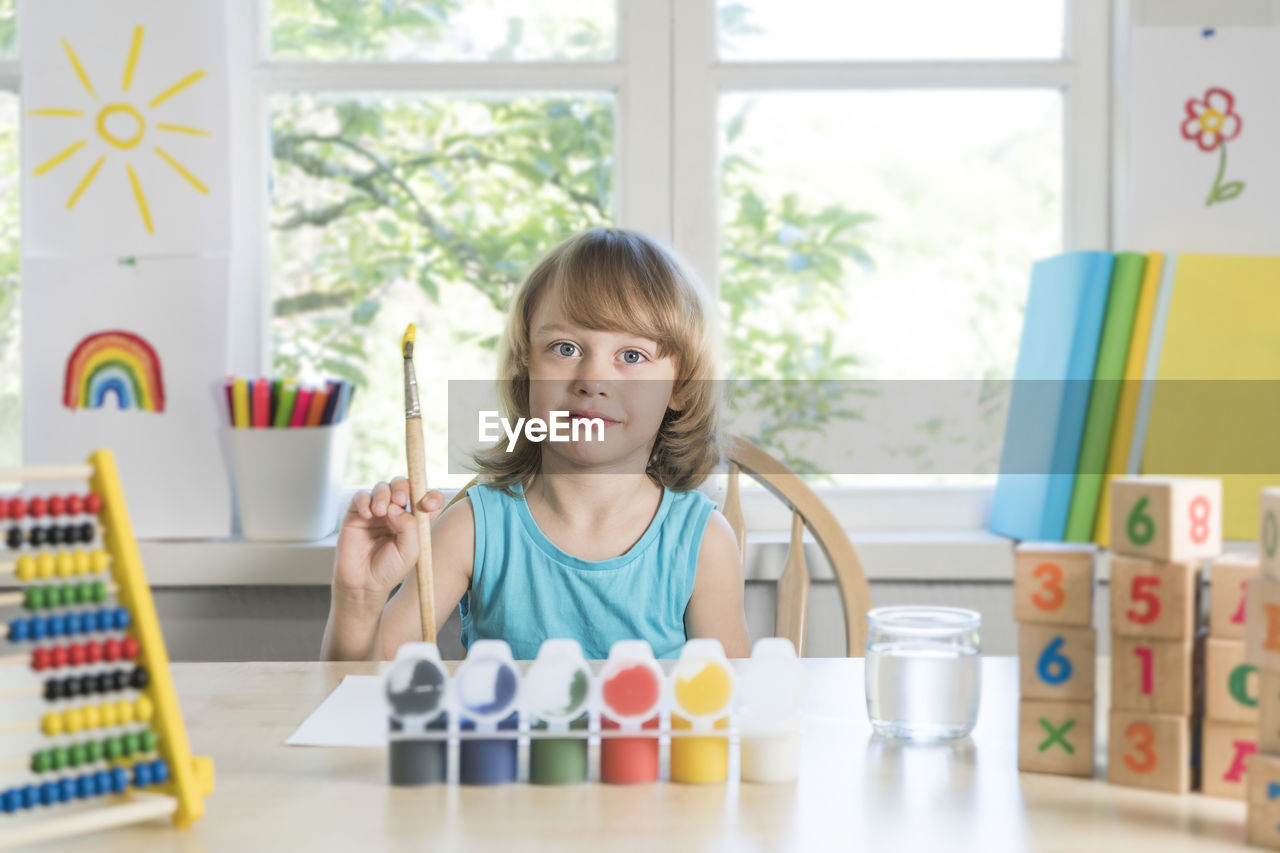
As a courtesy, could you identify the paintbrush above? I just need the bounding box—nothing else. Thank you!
[402,324,436,643]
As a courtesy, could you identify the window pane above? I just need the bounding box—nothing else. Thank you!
[270,0,616,62]
[718,0,1063,61]
[270,93,615,487]
[0,0,13,59]
[719,90,1062,482]
[0,93,18,469]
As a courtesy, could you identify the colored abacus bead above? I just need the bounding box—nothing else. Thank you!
[68,643,86,666]
[122,636,139,660]
[103,639,121,662]
[66,494,83,515]
[8,498,25,519]
[130,666,148,689]
[110,766,128,794]
[151,759,169,785]
[36,553,54,579]
[6,527,20,550]
[47,495,65,517]
[91,550,108,574]
[100,702,118,728]
[135,694,154,722]
[78,522,94,543]
[68,744,85,767]
[133,762,152,788]
[50,645,68,668]
[26,527,44,547]
[28,497,46,519]
[58,778,76,802]
[41,711,62,736]
[85,640,102,663]
[55,551,74,577]
[14,555,34,580]
[85,494,101,514]
[39,781,58,806]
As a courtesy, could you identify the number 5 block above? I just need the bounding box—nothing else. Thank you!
[1109,477,1222,562]
[1018,624,1096,702]
[1106,710,1192,793]
[1018,699,1094,777]
[1110,635,1197,715]
[1013,543,1095,626]
[1109,555,1200,639]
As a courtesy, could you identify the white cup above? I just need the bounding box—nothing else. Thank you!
[227,421,350,541]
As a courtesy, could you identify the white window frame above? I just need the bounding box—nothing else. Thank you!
[0,0,1109,538]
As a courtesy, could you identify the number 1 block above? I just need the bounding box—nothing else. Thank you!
[1018,624,1096,702]
[1109,555,1200,640]
[1106,710,1192,793]
[1209,552,1259,640]
[1204,638,1258,723]
[1109,477,1222,562]
[1013,543,1095,626]
[1247,752,1280,848]
[1018,699,1094,777]
[1110,635,1197,715]
[1245,576,1280,670]
[1200,718,1258,799]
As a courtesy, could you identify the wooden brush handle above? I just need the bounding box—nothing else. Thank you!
[405,416,436,643]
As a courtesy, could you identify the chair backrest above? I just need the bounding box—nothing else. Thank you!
[440,434,872,657]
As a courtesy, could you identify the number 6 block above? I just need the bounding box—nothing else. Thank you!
[1018,624,1096,702]
[1013,543,1095,626]
[1107,710,1192,793]
[1109,555,1200,640]
[1109,477,1222,562]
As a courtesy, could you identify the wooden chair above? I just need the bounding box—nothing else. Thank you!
[441,434,873,657]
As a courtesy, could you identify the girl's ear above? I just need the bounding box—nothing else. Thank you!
[667,382,686,413]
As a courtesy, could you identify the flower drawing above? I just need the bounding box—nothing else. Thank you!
[1180,87,1244,206]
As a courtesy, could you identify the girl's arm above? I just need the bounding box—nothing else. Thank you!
[685,510,752,657]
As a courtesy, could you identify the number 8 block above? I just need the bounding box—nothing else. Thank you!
[1109,477,1222,563]
[1018,624,1096,702]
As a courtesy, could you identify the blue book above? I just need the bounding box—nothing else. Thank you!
[989,251,1115,542]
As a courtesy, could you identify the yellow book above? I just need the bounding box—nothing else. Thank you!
[1141,255,1280,540]
[1094,253,1163,546]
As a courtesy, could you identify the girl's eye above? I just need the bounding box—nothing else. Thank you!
[621,350,647,364]
[555,342,578,357]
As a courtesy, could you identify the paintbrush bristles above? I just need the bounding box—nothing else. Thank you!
[402,324,416,358]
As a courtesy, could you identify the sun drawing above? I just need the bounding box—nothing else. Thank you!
[30,26,211,234]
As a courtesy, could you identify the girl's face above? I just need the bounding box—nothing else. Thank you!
[526,290,680,473]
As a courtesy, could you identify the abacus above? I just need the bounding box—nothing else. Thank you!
[0,450,212,846]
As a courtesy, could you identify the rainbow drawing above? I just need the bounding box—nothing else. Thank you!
[63,331,166,412]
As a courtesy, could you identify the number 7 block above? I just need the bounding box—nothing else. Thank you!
[1106,710,1192,793]
[1109,555,1200,640]
[1013,543,1095,626]
[1109,477,1222,562]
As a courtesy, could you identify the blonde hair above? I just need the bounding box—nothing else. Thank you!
[473,228,722,493]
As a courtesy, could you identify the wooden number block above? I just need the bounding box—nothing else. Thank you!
[1013,543,1095,626]
[1209,552,1260,640]
[1109,476,1222,562]
[1245,576,1280,669]
[1110,635,1196,715]
[1109,555,1200,640]
[1018,699,1094,777]
[1259,669,1280,754]
[1204,638,1259,723]
[1247,752,1280,849]
[1106,710,1192,793]
[1018,624,1096,702]
[1262,488,1280,581]
[1200,718,1258,799]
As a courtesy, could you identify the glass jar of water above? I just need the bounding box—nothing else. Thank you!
[865,606,981,741]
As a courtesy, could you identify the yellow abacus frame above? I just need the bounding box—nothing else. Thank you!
[0,449,213,846]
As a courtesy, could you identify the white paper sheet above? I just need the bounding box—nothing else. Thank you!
[20,0,230,258]
[286,676,388,748]
[21,256,232,538]
[1126,27,1280,254]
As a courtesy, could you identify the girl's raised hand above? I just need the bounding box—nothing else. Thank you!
[333,476,445,606]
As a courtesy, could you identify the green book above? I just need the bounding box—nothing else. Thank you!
[1064,252,1146,541]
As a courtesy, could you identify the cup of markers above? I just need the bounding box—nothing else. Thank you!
[224,377,354,541]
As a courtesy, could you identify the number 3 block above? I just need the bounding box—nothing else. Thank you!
[1200,719,1258,799]
[1018,699,1094,777]
[1109,477,1222,562]
[1109,555,1200,640]
[1013,543,1095,626]
[1106,710,1192,793]
[1110,635,1197,715]
[1018,624,1096,702]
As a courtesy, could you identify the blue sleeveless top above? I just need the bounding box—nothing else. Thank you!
[459,482,717,660]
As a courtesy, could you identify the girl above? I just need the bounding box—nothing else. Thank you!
[321,228,750,660]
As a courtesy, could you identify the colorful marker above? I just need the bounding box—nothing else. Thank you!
[273,381,298,429]
[289,387,313,428]
[304,387,329,427]
[231,378,250,428]
[251,379,269,428]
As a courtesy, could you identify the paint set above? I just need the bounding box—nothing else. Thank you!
[385,636,805,786]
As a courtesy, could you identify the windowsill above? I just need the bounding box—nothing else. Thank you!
[131,530,1262,587]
